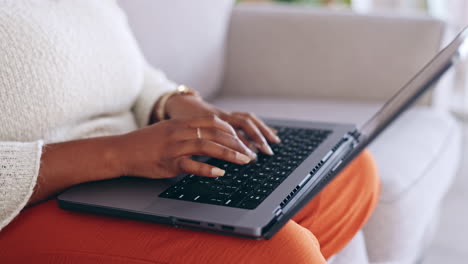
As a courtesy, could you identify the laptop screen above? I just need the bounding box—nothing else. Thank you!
[359,27,468,143]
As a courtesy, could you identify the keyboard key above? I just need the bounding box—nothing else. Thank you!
[268,176,283,183]
[262,181,279,189]
[233,178,247,185]
[218,178,233,185]
[190,195,211,203]
[244,183,261,190]
[240,172,250,179]
[223,172,236,179]
[228,192,249,206]
[249,177,264,184]
[208,197,225,205]
[247,194,265,201]
[274,171,288,178]
[211,184,224,192]
[224,185,239,192]
[240,197,265,210]
[217,191,231,198]
[256,188,270,195]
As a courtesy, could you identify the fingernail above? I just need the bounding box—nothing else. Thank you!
[273,135,281,143]
[263,144,274,156]
[211,167,225,177]
[240,142,257,159]
[249,145,259,159]
[236,152,252,164]
[247,148,257,159]
[254,142,272,156]
[251,151,258,159]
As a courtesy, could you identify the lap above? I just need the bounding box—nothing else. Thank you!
[293,150,380,258]
[0,151,379,264]
[0,200,325,264]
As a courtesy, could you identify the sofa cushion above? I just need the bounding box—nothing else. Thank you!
[328,231,369,264]
[364,115,461,263]
[212,96,460,201]
[367,106,460,202]
[118,0,234,99]
[212,96,381,126]
[222,4,444,104]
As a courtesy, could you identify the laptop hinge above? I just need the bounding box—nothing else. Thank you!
[349,129,362,143]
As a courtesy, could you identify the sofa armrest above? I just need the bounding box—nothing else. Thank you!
[220,3,444,103]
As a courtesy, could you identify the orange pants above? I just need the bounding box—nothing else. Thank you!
[0,151,380,264]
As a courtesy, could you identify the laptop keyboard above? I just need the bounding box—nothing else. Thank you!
[159,126,332,210]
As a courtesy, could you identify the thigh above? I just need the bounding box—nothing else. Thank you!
[0,150,379,263]
[292,150,381,259]
[0,200,326,264]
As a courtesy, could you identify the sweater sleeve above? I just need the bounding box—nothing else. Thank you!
[0,141,43,231]
[132,64,178,128]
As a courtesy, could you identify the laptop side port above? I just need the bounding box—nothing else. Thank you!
[221,225,235,232]
[176,218,201,226]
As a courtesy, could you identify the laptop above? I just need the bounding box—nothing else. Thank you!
[58,28,468,239]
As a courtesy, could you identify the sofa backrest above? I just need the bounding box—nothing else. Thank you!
[117,0,234,99]
[222,4,445,104]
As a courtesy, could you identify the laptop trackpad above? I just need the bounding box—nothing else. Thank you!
[59,176,177,211]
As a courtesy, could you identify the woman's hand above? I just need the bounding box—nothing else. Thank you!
[30,115,257,205]
[115,115,257,179]
[161,94,281,155]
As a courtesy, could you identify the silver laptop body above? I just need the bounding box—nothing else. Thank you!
[58,28,468,239]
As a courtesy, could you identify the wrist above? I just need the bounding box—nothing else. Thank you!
[30,136,129,204]
[165,93,200,118]
[101,135,129,178]
[155,85,200,122]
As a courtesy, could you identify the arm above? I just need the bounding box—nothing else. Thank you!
[26,117,256,206]
[29,136,122,205]
[0,113,274,231]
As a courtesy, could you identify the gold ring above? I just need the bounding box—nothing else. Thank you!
[197,127,202,139]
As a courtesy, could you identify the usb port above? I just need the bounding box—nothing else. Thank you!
[221,225,235,231]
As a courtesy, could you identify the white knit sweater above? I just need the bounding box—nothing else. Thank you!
[0,0,177,230]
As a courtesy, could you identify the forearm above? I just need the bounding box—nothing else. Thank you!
[28,135,122,205]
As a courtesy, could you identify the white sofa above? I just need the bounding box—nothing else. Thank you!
[119,1,462,263]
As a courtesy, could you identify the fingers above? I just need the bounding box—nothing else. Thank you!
[227,114,274,155]
[171,139,253,165]
[175,157,225,177]
[172,127,257,159]
[236,130,256,152]
[185,115,236,137]
[241,113,281,144]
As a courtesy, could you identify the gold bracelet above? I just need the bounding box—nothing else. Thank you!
[156,85,199,121]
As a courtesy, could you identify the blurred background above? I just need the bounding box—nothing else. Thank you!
[241,0,468,116]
